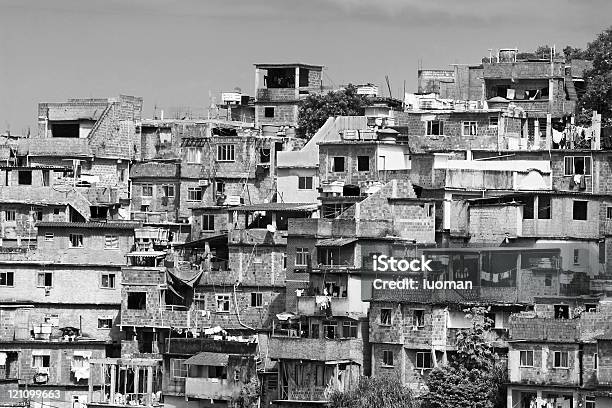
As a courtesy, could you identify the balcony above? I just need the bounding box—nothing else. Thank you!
[184,377,241,400]
[228,228,286,246]
[296,296,367,317]
[268,337,363,364]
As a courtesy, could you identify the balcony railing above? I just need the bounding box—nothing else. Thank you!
[268,337,363,364]
[184,377,240,400]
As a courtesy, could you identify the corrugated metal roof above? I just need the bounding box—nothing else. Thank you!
[36,222,140,230]
[316,237,357,247]
[184,352,229,366]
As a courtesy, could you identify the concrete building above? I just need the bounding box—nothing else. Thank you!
[254,63,323,128]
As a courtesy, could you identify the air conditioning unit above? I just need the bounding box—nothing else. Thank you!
[36,367,50,375]
[199,179,210,187]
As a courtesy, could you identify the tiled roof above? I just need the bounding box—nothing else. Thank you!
[36,221,141,230]
[184,352,229,366]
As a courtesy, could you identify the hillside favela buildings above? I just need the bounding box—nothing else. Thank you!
[0,48,610,408]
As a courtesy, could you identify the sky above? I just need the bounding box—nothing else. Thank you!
[1,0,611,134]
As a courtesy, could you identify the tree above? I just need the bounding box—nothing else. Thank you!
[234,376,260,408]
[328,374,417,408]
[576,26,612,130]
[297,84,370,139]
[421,307,507,408]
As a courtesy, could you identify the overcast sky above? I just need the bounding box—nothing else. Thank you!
[1,0,611,133]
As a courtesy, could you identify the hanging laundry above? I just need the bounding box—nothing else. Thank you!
[480,272,491,281]
[574,175,582,186]
[315,295,331,310]
[0,352,6,365]
[552,129,564,144]
[580,174,587,190]
[492,274,499,283]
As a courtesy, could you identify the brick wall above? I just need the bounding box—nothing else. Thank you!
[468,204,521,245]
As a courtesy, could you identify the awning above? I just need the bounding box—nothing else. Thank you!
[316,238,357,247]
[127,251,167,257]
[184,352,229,367]
[276,312,300,321]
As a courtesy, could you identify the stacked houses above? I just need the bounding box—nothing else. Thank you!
[0,49,610,408]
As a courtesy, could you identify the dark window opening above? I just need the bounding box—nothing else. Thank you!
[311,324,320,339]
[342,321,358,338]
[298,176,313,190]
[573,201,588,220]
[383,350,393,366]
[332,157,345,172]
[51,122,79,138]
[426,120,444,136]
[538,196,551,219]
[202,214,215,231]
[127,292,147,310]
[264,68,295,88]
[554,305,569,319]
[264,107,275,118]
[139,332,154,354]
[357,156,370,171]
[90,206,108,219]
[343,185,360,197]
[299,68,309,87]
[18,171,32,185]
[381,309,392,325]
[545,274,552,287]
[412,310,425,328]
[259,148,271,163]
[42,170,50,187]
[523,198,534,219]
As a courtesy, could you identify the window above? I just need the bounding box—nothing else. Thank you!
[586,396,596,408]
[104,235,118,249]
[519,350,534,367]
[0,272,14,287]
[554,305,570,319]
[186,147,202,164]
[42,170,50,186]
[264,107,275,118]
[412,310,425,328]
[462,121,478,136]
[34,211,43,221]
[380,308,392,325]
[594,353,598,369]
[295,248,309,267]
[311,324,320,339]
[4,210,16,222]
[545,274,552,287]
[18,170,32,185]
[215,181,225,195]
[37,272,53,287]
[170,359,188,379]
[43,232,54,242]
[127,292,146,310]
[208,366,227,379]
[141,184,153,197]
[188,187,202,202]
[216,294,230,312]
[53,208,60,215]
[342,321,358,338]
[564,156,591,176]
[217,145,235,162]
[202,214,215,231]
[553,351,569,368]
[608,207,612,219]
[426,120,444,136]
[298,176,313,190]
[416,352,433,369]
[489,116,499,127]
[538,196,551,219]
[523,198,534,219]
[101,273,116,289]
[574,249,580,265]
[323,321,337,339]
[357,156,370,171]
[162,185,175,198]
[97,318,113,329]
[382,350,394,366]
[281,253,287,269]
[69,234,84,248]
[573,200,588,220]
[251,292,263,308]
[32,355,50,368]
[332,157,345,172]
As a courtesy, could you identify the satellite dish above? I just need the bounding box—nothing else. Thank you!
[266,224,277,233]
